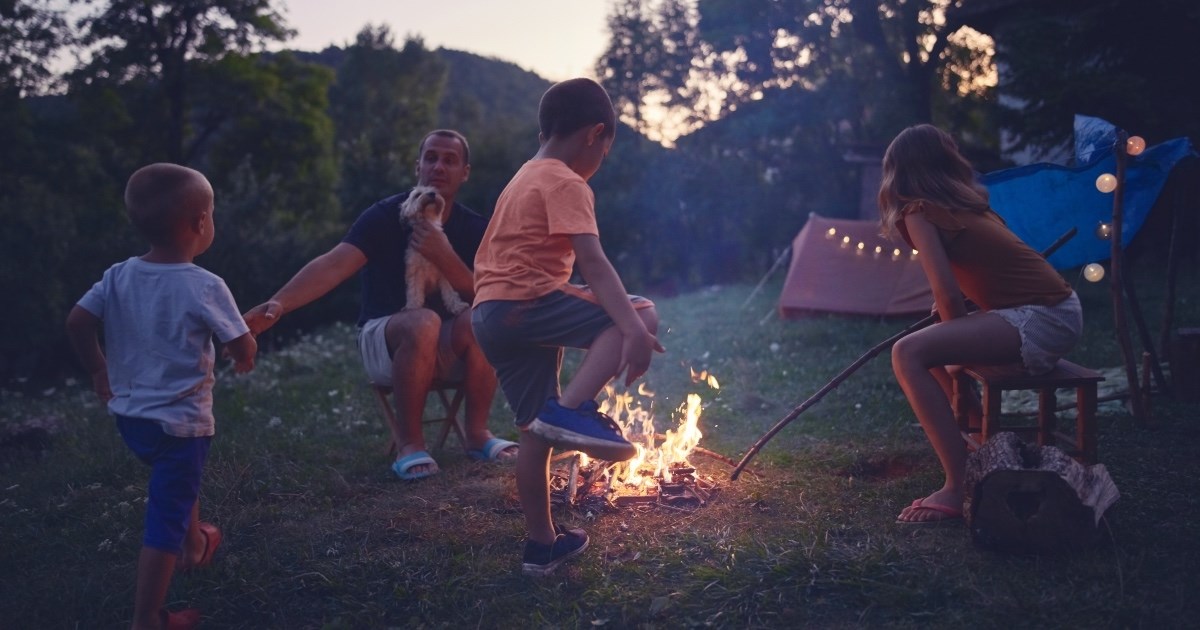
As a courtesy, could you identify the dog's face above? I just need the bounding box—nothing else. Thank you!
[399,186,446,224]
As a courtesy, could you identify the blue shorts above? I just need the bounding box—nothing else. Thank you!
[471,287,654,426]
[116,416,211,555]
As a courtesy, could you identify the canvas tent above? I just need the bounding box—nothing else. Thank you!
[778,213,932,318]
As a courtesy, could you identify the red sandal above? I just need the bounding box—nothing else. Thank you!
[161,607,200,630]
[179,522,221,572]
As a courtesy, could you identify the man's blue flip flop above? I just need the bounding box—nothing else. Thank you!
[466,438,519,462]
[392,450,438,480]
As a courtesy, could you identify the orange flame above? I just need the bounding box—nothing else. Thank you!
[596,371,714,492]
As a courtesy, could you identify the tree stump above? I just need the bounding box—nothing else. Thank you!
[964,432,1119,554]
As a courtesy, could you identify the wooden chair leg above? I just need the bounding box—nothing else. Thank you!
[372,383,466,455]
[980,383,1002,446]
[373,386,400,457]
[1037,388,1057,447]
[1077,384,1098,464]
[431,385,466,450]
[953,372,981,449]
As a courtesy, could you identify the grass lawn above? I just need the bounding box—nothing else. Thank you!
[2,264,1198,628]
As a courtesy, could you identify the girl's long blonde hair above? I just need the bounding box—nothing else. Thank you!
[878,124,990,239]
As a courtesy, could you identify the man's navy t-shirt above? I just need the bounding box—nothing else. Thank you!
[342,190,488,326]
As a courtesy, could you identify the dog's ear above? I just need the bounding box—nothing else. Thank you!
[398,190,419,221]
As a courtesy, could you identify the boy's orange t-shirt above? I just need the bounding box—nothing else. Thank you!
[473,159,599,303]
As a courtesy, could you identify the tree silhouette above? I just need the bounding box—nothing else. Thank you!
[72,0,292,163]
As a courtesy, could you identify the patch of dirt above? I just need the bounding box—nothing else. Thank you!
[836,454,920,480]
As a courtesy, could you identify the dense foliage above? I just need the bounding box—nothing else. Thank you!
[2,0,1196,386]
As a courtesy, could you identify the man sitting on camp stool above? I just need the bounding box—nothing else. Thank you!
[243,129,517,480]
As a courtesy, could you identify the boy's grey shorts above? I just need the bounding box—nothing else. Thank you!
[471,286,654,426]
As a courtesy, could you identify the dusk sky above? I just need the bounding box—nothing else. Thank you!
[280,0,612,81]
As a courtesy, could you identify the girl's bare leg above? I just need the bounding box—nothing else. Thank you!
[891,313,1021,522]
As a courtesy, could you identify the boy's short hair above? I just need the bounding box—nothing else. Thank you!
[419,129,471,165]
[538,78,616,140]
[124,163,210,245]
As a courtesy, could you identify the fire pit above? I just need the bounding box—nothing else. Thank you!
[551,452,721,512]
[550,375,727,512]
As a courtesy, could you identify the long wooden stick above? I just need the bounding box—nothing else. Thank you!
[730,227,1078,481]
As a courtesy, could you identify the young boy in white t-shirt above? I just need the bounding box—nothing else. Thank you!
[67,163,256,629]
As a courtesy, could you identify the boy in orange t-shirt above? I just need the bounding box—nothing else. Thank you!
[472,78,664,576]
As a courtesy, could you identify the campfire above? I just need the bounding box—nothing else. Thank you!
[551,370,722,511]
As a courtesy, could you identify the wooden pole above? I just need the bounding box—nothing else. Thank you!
[1108,131,1151,427]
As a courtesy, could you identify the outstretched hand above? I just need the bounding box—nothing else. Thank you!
[618,331,667,387]
[243,300,284,337]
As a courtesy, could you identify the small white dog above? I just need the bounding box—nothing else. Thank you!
[398,186,469,315]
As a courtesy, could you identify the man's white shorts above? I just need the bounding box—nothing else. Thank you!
[357,315,462,386]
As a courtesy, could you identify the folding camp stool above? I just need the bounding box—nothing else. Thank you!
[952,359,1105,464]
[372,380,466,456]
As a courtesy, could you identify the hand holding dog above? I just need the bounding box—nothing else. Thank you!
[410,219,455,269]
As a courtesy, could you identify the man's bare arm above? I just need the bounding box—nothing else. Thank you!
[243,242,367,335]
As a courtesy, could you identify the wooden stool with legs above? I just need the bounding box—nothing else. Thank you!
[952,358,1105,464]
[372,379,466,456]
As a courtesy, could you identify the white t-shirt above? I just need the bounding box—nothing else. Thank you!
[77,257,249,437]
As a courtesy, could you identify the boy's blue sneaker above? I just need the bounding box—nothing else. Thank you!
[522,527,589,577]
[527,398,637,462]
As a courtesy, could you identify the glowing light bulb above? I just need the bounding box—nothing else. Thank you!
[874,245,882,255]
[841,235,851,248]
[826,227,837,239]
[1084,263,1106,282]
[857,242,864,250]
[1126,136,1146,156]
[1095,222,1113,240]
[1096,173,1118,193]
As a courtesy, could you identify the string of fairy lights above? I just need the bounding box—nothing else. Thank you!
[1084,134,1146,283]
[823,226,920,261]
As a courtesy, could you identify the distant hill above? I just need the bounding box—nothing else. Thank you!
[292,45,549,143]
[434,48,550,131]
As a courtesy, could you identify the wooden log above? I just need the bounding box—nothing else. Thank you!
[964,432,1120,554]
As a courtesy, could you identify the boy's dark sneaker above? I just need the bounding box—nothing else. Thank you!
[527,398,637,462]
[522,527,590,577]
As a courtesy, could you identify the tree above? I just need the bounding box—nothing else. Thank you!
[693,0,994,140]
[328,26,446,216]
[596,0,710,142]
[0,0,68,97]
[72,0,292,162]
[596,0,657,134]
[991,0,1200,152]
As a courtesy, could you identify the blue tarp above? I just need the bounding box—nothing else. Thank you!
[980,115,1196,270]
